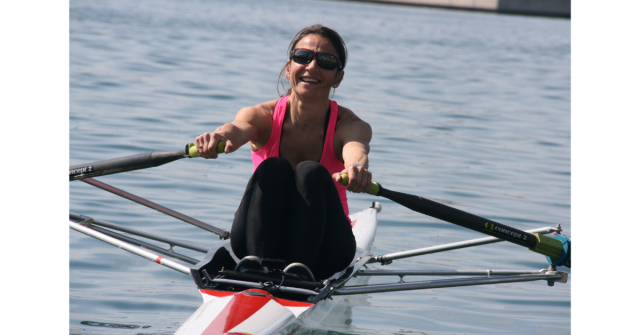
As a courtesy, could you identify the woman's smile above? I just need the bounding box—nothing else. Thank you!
[300,76,320,84]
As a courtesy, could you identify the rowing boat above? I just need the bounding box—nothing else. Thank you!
[174,203,379,334]
[69,143,570,334]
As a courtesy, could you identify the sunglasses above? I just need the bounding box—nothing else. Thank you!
[289,49,343,71]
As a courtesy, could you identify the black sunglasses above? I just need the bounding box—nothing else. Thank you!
[289,49,343,71]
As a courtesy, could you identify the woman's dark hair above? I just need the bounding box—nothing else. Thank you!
[277,24,348,96]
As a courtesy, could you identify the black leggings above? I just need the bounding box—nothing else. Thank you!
[231,157,356,280]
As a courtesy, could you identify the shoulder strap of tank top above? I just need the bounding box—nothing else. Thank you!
[273,96,288,137]
[320,100,341,165]
[272,96,287,157]
[321,105,331,144]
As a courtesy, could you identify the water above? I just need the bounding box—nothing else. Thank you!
[69,0,570,334]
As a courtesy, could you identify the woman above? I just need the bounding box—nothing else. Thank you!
[195,25,372,280]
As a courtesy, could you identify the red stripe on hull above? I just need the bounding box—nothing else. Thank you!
[200,288,313,308]
[274,298,313,307]
[202,290,271,334]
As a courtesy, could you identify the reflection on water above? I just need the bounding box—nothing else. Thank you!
[80,321,151,329]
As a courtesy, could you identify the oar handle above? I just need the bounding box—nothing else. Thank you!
[187,142,226,158]
[339,174,380,195]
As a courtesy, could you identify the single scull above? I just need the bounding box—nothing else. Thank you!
[69,143,570,334]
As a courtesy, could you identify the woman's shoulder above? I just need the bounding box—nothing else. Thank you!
[257,98,280,112]
[237,99,282,149]
[337,104,355,117]
[241,99,279,119]
[335,104,372,138]
[234,100,280,128]
[337,105,369,127]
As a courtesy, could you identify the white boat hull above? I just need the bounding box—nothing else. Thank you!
[175,204,380,335]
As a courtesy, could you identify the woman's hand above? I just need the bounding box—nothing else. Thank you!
[195,132,228,159]
[194,105,270,159]
[333,164,372,193]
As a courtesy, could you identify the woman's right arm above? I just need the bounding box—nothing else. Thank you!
[195,102,274,159]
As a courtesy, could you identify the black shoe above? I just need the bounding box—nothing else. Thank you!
[234,256,266,273]
[283,263,315,282]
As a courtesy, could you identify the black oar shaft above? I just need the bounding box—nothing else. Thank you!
[69,149,188,181]
[69,142,225,181]
[377,186,537,249]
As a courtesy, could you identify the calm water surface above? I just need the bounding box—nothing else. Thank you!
[69,0,570,334]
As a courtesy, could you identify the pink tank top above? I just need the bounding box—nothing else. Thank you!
[251,96,350,220]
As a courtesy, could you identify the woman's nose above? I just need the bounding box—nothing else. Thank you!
[305,56,320,70]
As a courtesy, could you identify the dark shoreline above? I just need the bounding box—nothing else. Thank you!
[338,0,571,18]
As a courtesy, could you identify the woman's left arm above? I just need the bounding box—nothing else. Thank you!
[332,112,373,193]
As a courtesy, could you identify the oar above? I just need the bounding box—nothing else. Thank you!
[69,142,225,181]
[339,175,570,267]
[69,142,569,266]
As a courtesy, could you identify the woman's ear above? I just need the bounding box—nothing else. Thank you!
[285,60,291,79]
[333,70,345,88]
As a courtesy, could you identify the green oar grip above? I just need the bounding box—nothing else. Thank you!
[187,142,226,158]
[340,173,380,195]
[528,233,564,259]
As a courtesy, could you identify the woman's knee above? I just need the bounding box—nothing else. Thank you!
[294,162,335,198]
[295,161,331,184]
[256,157,292,172]
[254,157,294,183]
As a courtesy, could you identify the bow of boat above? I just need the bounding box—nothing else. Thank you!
[174,203,381,335]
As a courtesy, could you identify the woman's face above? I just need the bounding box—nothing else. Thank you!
[286,34,344,100]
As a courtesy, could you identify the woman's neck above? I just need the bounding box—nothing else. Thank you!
[286,94,331,127]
